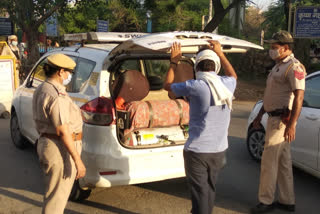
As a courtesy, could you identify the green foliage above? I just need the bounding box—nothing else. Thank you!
[262,0,320,39]
[262,0,286,39]
[107,0,145,32]
[144,0,208,32]
[1,0,74,30]
[59,1,108,34]
[59,0,145,33]
[0,0,78,66]
[58,0,255,35]
[218,17,242,38]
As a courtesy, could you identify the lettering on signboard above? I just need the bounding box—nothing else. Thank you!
[295,7,320,38]
[312,13,320,19]
[298,13,312,20]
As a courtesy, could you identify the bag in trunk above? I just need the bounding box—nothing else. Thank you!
[123,99,189,135]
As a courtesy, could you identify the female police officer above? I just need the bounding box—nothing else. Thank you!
[33,53,86,214]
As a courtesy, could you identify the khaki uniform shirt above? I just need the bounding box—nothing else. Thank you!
[263,54,306,112]
[33,79,83,135]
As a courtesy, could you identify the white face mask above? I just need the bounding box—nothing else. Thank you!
[269,48,283,60]
[63,73,72,86]
[11,41,18,46]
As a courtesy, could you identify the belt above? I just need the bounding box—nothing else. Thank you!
[267,110,285,117]
[41,132,82,141]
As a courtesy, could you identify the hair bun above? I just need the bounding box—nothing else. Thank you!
[43,63,50,72]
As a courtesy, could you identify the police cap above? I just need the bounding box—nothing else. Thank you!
[47,53,76,71]
[8,35,17,40]
[264,30,294,44]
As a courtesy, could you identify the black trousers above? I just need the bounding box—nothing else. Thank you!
[184,150,226,214]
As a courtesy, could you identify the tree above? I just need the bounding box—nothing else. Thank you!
[108,0,145,31]
[144,0,208,32]
[59,0,108,34]
[59,0,145,33]
[262,1,286,39]
[243,6,265,41]
[262,0,320,71]
[1,0,77,68]
[204,0,248,32]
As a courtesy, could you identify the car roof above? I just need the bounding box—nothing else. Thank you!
[63,32,148,43]
[46,46,111,63]
[307,70,320,79]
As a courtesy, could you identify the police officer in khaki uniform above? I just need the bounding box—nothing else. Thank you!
[1,35,21,86]
[251,31,306,214]
[33,53,86,214]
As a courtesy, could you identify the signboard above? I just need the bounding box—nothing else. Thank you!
[294,6,320,38]
[97,20,109,32]
[0,18,13,36]
[46,14,58,37]
[0,58,15,115]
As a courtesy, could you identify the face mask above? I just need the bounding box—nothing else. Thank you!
[11,41,18,46]
[269,48,283,60]
[63,73,72,86]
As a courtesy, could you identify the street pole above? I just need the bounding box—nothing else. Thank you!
[209,0,212,22]
[288,3,292,33]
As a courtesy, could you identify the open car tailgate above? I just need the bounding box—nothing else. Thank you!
[109,31,264,56]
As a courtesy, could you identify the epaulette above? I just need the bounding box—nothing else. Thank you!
[285,61,305,78]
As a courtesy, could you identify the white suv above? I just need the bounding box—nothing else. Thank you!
[10,32,263,200]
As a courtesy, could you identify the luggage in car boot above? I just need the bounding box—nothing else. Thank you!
[123,99,190,134]
[113,70,150,102]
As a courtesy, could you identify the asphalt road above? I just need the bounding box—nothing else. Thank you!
[0,101,319,214]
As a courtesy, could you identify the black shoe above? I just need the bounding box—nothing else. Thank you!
[250,203,275,214]
[274,201,295,212]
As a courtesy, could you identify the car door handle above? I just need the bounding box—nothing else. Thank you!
[305,115,318,121]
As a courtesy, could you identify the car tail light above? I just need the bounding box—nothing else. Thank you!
[80,97,115,126]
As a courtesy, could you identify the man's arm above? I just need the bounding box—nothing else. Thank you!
[164,42,181,92]
[284,89,304,143]
[208,40,237,80]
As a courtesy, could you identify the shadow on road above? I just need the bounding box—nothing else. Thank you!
[82,200,140,214]
[0,118,43,196]
[0,187,83,214]
[136,135,320,214]
[137,136,258,213]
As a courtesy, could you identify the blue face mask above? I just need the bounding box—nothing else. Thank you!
[63,73,72,86]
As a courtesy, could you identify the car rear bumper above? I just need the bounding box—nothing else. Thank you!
[80,124,186,188]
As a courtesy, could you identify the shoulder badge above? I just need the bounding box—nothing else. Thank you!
[293,67,305,80]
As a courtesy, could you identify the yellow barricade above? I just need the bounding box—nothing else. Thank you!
[0,41,18,89]
[0,41,18,118]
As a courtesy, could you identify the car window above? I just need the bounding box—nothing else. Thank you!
[66,57,96,92]
[145,59,170,80]
[144,59,170,90]
[119,60,140,71]
[111,59,141,83]
[28,55,77,88]
[29,58,47,87]
[304,74,320,109]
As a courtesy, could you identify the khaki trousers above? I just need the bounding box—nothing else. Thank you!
[258,116,295,205]
[37,137,82,214]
